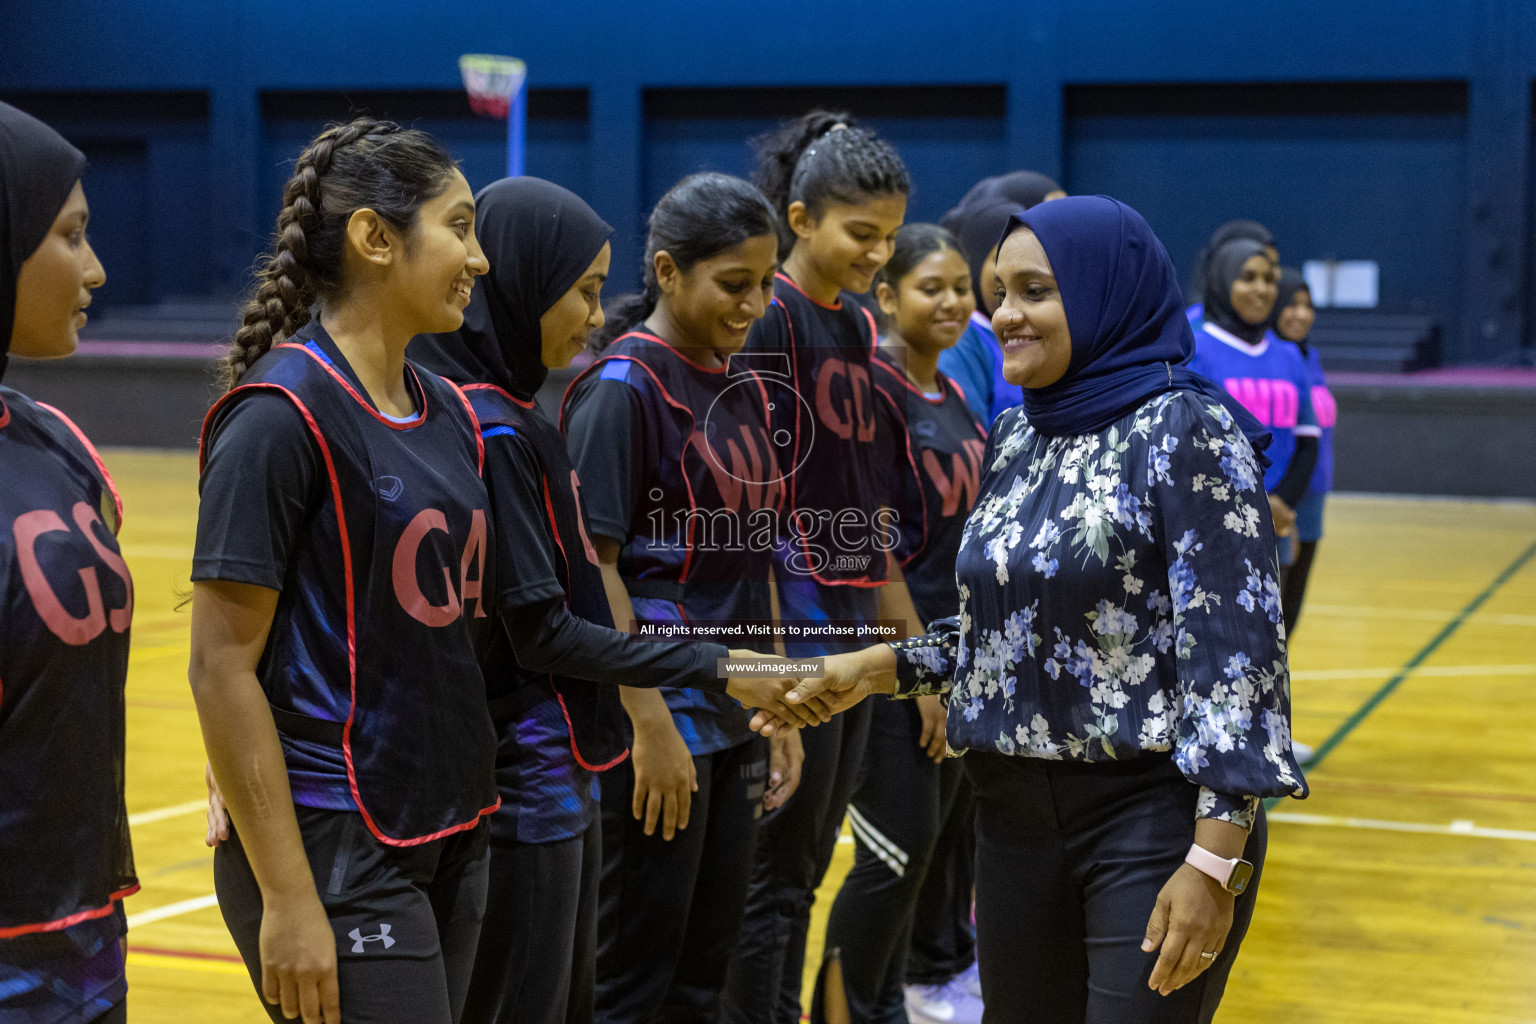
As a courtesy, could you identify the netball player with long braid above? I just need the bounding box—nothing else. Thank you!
[190,119,497,1024]
[0,100,136,1024]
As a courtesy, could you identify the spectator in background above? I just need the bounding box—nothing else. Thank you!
[1271,267,1332,635]
[937,172,1065,426]
[1185,220,1277,327]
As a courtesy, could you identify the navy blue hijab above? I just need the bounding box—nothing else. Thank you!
[1003,196,1271,467]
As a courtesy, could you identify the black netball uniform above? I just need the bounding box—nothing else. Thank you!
[563,330,784,1023]
[820,349,987,1021]
[727,273,890,1024]
[0,391,137,1024]
[451,378,731,1024]
[193,325,498,1024]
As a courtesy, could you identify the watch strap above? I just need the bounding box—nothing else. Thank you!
[1185,843,1245,892]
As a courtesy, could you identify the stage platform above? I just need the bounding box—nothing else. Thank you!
[6,339,1533,499]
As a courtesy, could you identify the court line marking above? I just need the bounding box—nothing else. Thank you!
[1312,777,1536,805]
[1270,812,1536,843]
[1300,535,1536,775]
[1306,604,1536,628]
[126,893,219,928]
[1291,662,1535,681]
[128,799,206,827]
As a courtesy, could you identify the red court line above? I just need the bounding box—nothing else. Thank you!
[128,945,244,964]
[1312,776,1536,805]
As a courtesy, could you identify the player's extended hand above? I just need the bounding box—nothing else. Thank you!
[723,649,829,729]
[748,644,899,734]
[259,889,341,1024]
[764,728,805,810]
[205,762,230,848]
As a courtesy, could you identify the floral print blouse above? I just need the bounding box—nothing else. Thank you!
[891,390,1309,828]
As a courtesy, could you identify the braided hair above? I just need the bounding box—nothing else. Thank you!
[595,172,777,351]
[222,118,459,390]
[751,109,910,258]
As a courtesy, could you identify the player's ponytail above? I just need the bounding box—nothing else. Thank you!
[594,172,777,351]
[223,118,459,390]
[751,109,911,258]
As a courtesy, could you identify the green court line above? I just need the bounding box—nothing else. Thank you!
[1288,534,1536,784]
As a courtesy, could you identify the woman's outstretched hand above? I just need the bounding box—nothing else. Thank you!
[748,644,899,735]
[723,650,828,729]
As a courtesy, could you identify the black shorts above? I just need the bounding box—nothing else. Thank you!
[215,805,490,1024]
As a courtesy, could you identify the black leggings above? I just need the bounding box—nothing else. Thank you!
[818,699,968,1022]
[462,825,601,1024]
[725,699,874,1024]
[597,737,768,1023]
[216,806,490,1024]
[965,753,1265,1024]
[905,772,976,986]
[1280,539,1319,635]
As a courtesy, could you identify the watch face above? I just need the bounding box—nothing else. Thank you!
[1228,860,1255,895]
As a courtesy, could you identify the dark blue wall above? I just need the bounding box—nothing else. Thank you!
[3,0,1533,363]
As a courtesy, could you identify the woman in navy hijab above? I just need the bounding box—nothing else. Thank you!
[783,196,1307,1023]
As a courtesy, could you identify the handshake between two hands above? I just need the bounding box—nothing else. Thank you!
[720,645,895,737]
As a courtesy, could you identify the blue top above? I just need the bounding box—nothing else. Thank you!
[1188,323,1320,493]
[890,391,1308,829]
[937,311,1022,428]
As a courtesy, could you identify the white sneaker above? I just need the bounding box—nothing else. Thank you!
[957,960,982,999]
[1292,741,1315,765]
[904,978,984,1024]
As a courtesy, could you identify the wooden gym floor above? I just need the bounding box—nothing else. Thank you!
[104,449,1536,1023]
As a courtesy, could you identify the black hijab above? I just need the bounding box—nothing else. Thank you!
[1186,219,1273,309]
[1,102,86,384]
[412,176,612,401]
[943,170,1062,226]
[1202,238,1273,346]
[949,198,1023,304]
[1272,265,1311,349]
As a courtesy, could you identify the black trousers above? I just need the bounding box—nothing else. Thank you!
[905,769,976,986]
[461,824,602,1024]
[597,737,768,1024]
[965,753,1266,1024]
[216,806,491,1024]
[724,699,874,1024]
[819,699,968,1022]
